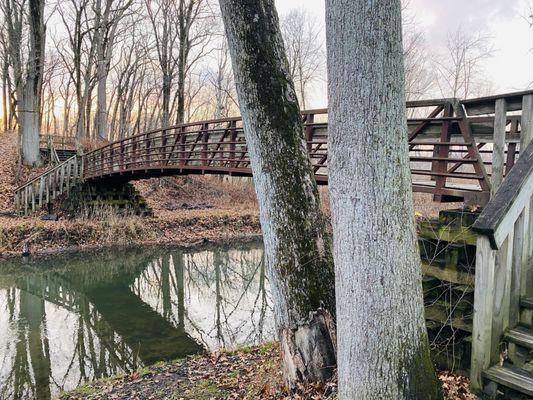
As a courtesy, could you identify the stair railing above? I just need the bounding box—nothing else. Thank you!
[470,139,533,390]
[14,155,84,215]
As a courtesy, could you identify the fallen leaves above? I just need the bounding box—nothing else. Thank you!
[59,343,477,400]
[439,370,477,400]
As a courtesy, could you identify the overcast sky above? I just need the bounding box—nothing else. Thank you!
[275,0,533,107]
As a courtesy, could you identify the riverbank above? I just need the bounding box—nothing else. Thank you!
[0,209,261,259]
[58,342,475,400]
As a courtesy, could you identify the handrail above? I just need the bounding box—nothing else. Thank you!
[472,139,533,249]
[470,137,532,391]
[84,100,454,157]
[14,155,78,192]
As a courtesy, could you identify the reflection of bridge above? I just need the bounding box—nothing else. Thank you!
[15,254,203,366]
[15,90,533,213]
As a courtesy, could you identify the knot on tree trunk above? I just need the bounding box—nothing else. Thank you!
[280,308,337,391]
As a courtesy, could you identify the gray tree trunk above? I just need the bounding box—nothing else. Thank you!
[95,0,108,141]
[326,1,441,398]
[219,0,336,390]
[21,0,45,166]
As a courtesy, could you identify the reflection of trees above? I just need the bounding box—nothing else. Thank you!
[129,243,273,351]
[1,290,52,400]
[0,242,272,399]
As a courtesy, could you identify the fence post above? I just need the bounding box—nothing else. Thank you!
[470,236,497,391]
[202,123,209,167]
[522,94,533,149]
[492,98,507,196]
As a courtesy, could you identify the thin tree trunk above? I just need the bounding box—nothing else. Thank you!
[161,73,171,128]
[2,63,8,132]
[219,0,336,389]
[326,1,441,398]
[95,0,108,141]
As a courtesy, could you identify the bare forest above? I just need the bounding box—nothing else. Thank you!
[0,0,494,166]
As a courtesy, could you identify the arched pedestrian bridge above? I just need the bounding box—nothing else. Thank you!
[14,90,533,213]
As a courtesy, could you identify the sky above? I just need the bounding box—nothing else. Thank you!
[275,0,533,108]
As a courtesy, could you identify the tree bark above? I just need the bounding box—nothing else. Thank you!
[326,1,441,398]
[20,0,45,166]
[95,0,108,141]
[219,0,336,390]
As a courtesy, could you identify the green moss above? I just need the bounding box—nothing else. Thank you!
[400,332,443,399]
[58,384,97,398]
[172,379,227,400]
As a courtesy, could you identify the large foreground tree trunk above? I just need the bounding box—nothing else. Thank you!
[219,0,336,389]
[326,1,441,398]
[20,0,45,166]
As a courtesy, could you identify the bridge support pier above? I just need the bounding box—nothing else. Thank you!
[61,181,151,217]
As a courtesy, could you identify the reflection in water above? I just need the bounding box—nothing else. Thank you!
[0,241,273,399]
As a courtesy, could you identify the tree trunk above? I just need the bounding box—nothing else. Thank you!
[2,63,8,132]
[325,1,441,398]
[162,73,171,128]
[219,0,336,390]
[20,0,45,166]
[95,0,108,141]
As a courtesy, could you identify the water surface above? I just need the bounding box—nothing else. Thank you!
[0,241,273,399]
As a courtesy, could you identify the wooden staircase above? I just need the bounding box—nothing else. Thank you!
[484,297,533,397]
[470,137,533,398]
[14,155,83,214]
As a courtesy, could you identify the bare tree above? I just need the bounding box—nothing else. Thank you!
[209,41,237,119]
[56,0,97,147]
[402,2,434,101]
[280,9,325,109]
[219,0,336,390]
[434,27,493,99]
[0,0,25,133]
[326,0,441,397]
[146,0,214,127]
[19,0,46,165]
[94,0,134,141]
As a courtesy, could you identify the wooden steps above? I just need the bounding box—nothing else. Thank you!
[505,326,533,350]
[521,297,533,310]
[483,365,533,397]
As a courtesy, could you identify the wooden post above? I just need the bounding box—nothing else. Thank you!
[66,162,71,193]
[521,94,533,149]
[46,174,50,205]
[521,200,532,299]
[31,186,36,212]
[471,236,497,391]
[490,235,513,362]
[305,113,314,153]
[434,103,453,199]
[24,187,28,215]
[492,98,507,196]
[202,123,209,167]
[59,164,65,194]
[179,127,186,168]
[38,176,45,207]
[230,121,237,169]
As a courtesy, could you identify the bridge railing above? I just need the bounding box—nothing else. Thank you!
[17,91,532,214]
[84,109,330,182]
[83,99,509,204]
[14,155,83,215]
[39,134,77,150]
